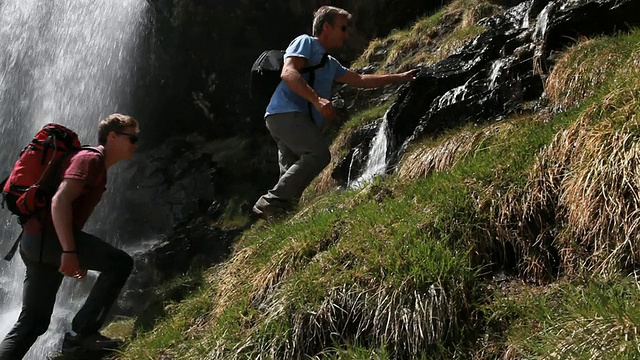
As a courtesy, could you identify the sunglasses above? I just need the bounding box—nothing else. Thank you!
[115,131,139,144]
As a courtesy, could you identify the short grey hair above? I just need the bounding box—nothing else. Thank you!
[312,6,352,36]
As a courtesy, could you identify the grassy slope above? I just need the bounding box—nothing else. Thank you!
[115,1,640,359]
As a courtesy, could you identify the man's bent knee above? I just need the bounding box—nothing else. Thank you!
[310,149,331,173]
[8,314,51,339]
[319,149,331,168]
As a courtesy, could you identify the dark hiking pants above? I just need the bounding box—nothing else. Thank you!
[0,231,133,360]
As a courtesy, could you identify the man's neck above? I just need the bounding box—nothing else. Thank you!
[315,34,331,51]
[101,146,118,170]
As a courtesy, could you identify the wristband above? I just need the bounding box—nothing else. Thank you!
[61,250,77,254]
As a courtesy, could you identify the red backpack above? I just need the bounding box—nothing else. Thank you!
[1,124,102,260]
[1,123,99,219]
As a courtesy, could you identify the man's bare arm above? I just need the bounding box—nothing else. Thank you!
[51,178,86,278]
[335,69,419,88]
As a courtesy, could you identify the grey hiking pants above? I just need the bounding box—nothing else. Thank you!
[256,111,331,207]
[0,230,133,360]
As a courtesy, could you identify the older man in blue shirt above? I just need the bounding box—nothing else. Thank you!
[253,6,418,218]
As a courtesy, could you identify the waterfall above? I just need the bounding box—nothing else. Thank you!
[349,111,391,189]
[0,0,149,358]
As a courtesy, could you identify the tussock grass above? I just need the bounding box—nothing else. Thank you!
[412,25,485,68]
[493,277,640,359]
[311,345,392,360]
[125,177,479,359]
[250,222,341,305]
[545,36,632,110]
[459,0,502,28]
[236,280,464,360]
[519,32,639,277]
[558,100,640,275]
[354,31,411,70]
[395,112,565,282]
[353,0,501,72]
[486,29,640,282]
[398,122,514,180]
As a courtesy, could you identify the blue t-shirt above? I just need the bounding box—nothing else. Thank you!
[265,34,349,126]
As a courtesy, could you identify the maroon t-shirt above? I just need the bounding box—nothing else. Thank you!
[23,147,106,235]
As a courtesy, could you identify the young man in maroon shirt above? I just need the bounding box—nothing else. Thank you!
[0,113,139,359]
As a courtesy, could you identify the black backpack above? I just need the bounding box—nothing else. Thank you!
[249,50,329,117]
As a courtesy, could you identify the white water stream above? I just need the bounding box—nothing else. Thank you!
[0,1,148,358]
[349,111,391,189]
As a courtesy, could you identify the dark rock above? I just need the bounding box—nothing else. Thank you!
[116,217,239,325]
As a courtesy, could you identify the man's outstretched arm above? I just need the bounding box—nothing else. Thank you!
[336,69,419,88]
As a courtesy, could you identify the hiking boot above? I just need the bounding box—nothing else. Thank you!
[252,203,285,220]
[62,332,124,353]
[252,197,297,220]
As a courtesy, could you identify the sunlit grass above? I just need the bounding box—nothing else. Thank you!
[489,277,640,359]
[353,0,502,72]
[545,31,640,110]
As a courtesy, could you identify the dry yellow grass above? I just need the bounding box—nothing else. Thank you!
[309,162,340,198]
[498,84,640,280]
[249,233,338,305]
[398,122,514,180]
[204,245,259,320]
[545,38,627,110]
[354,0,502,72]
[398,131,481,180]
[560,93,640,275]
[485,36,640,281]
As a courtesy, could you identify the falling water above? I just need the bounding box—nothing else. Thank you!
[488,58,510,90]
[437,83,469,109]
[0,0,149,358]
[349,111,391,189]
[346,148,361,186]
[533,2,555,40]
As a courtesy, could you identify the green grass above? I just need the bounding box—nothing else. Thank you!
[122,106,572,358]
[355,0,502,72]
[486,277,640,359]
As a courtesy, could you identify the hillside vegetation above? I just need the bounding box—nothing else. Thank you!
[115,1,640,359]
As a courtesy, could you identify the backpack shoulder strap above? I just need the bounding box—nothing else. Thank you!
[3,230,23,261]
[300,53,329,73]
[46,146,104,188]
[302,53,329,123]
[79,145,104,156]
[78,146,105,169]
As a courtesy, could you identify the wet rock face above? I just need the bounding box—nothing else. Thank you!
[115,133,217,238]
[343,0,640,179]
[117,217,238,324]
